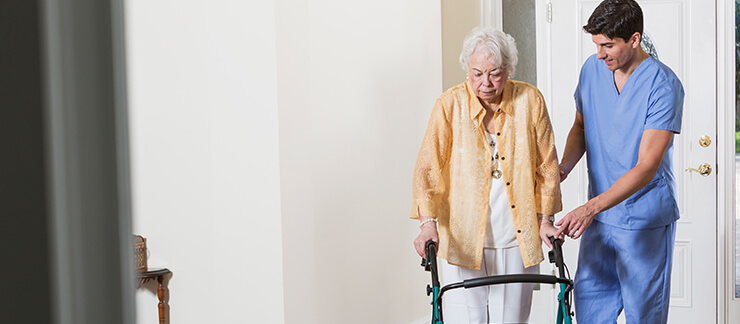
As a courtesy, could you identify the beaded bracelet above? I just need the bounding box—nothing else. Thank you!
[419,218,438,228]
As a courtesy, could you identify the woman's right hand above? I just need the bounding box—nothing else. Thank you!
[413,219,439,258]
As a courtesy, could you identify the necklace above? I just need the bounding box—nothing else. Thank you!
[489,136,502,179]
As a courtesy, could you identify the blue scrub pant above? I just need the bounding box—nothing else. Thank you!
[574,220,676,324]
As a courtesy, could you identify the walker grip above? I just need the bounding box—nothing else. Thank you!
[421,240,437,271]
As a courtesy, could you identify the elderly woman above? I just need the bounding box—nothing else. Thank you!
[411,27,562,323]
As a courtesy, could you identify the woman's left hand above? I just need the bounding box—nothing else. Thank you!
[539,221,562,250]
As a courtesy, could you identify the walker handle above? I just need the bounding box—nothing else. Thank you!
[421,240,440,292]
[548,237,566,279]
[421,240,437,271]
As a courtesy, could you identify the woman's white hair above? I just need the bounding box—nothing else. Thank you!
[459,27,518,76]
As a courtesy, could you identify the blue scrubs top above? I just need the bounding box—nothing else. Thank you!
[574,54,684,230]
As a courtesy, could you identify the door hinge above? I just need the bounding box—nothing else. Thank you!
[547,3,552,23]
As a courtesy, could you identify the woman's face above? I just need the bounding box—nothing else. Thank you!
[467,46,508,105]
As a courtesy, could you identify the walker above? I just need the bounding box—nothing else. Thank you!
[421,237,574,324]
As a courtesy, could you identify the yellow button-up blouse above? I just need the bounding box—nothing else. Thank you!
[411,79,562,269]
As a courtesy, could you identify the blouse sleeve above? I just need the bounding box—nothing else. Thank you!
[410,98,452,219]
[532,91,563,215]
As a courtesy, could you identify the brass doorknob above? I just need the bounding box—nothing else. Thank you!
[699,135,711,147]
[685,163,712,176]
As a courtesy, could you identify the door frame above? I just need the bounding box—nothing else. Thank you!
[718,0,736,322]
[40,0,136,322]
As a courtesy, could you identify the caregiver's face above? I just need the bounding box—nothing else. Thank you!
[592,33,639,72]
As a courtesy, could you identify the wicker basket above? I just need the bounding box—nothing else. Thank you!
[134,235,147,271]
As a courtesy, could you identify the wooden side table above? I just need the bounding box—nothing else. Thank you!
[137,268,171,324]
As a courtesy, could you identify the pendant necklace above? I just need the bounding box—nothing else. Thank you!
[489,135,502,179]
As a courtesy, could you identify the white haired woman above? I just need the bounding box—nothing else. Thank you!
[411,27,563,323]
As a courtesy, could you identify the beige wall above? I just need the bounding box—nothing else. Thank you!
[127,0,442,323]
[442,0,480,90]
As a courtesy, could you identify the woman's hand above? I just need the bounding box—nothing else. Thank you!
[539,219,562,250]
[413,218,439,258]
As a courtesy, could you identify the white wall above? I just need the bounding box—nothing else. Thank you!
[276,0,442,322]
[127,0,442,323]
[126,1,285,323]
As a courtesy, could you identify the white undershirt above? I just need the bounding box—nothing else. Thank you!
[484,130,518,248]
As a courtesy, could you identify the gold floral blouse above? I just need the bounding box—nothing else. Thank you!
[411,79,562,269]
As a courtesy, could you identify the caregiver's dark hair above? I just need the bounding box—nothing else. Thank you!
[583,0,643,41]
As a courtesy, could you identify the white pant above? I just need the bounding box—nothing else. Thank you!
[440,246,536,324]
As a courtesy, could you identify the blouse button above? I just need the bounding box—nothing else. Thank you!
[506,182,510,186]
[517,230,521,233]
[496,132,501,136]
[500,156,505,160]
[511,205,515,208]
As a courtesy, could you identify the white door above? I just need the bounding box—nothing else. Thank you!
[539,0,718,323]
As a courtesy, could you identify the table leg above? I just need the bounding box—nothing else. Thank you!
[157,275,167,324]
